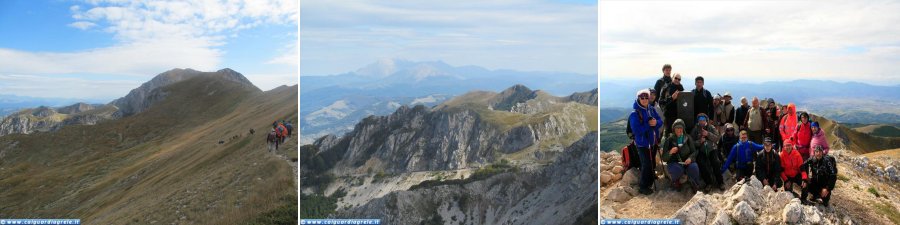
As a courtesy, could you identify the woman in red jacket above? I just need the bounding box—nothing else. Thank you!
[779,104,798,144]
[780,140,805,195]
[793,112,813,160]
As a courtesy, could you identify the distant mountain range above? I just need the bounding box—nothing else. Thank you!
[600,78,900,124]
[300,59,598,144]
[0,95,107,117]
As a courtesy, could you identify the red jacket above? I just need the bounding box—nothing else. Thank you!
[794,122,812,157]
[779,104,797,143]
[781,149,806,180]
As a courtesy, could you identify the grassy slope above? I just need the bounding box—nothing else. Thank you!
[0,75,298,224]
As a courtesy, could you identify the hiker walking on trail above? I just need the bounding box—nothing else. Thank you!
[285,120,293,137]
[780,140,804,195]
[810,121,829,155]
[661,119,702,192]
[629,89,663,195]
[659,73,684,136]
[267,128,279,152]
[692,114,724,191]
[755,137,782,190]
[794,112,813,160]
[276,121,288,144]
[745,97,766,144]
[800,146,838,207]
[721,130,764,182]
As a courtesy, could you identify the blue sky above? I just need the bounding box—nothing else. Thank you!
[0,0,298,101]
[300,0,598,76]
[600,0,900,85]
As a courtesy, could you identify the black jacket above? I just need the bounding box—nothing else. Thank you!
[659,83,684,117]
[693,88,714,120]
[801,155,838,190]
[735,105,750,128]
[755,149,782,181]
[654,75,672,104]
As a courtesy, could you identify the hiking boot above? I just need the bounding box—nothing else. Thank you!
[672,181,682,191]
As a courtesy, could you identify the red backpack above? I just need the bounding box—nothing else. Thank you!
[621,141,641,170]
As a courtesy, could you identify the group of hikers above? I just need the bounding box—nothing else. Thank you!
[267,119,294,152]
[624,64,838,207]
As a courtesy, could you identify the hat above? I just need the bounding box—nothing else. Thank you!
[783,139,794,147]
[697,113,709,122]
[814,145,825,152]
[767,98,774,103]
[725,123,734,129]
[764,137,773,143]
[673,119,685,129]
[649,88,656,94]
[724,92,732,97]
[811,121,820,129]
[636,89,651,99]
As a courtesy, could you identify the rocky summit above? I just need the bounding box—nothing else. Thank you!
[300,84,598,225]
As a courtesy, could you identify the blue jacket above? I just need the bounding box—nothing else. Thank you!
[721,140,764,173]
[629,100,663,149]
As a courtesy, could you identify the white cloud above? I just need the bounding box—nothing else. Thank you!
[0,74,141,100]
[2,0,298,77]
[68,21,97,30]
[300,0,597,75]
[600,0,900,85]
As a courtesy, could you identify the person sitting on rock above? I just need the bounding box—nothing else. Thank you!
[755,137,782,190]
[661,119,702,192]
[717,123,739,168]
[780,140,804,196]
[691,113,723,191]
[800,146,838,207]
[721,130,764,182]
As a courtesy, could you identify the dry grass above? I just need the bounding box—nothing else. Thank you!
[0,75,298,224]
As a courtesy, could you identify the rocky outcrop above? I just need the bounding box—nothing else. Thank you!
[567,88,598,106]
[0,103,117,136]
[491,84,538,111]
[307,85,596,175]
[338,132,598,225]
[850,155,900,186]
[667,176,845,225]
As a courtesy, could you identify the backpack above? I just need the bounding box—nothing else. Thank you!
[621,141,641,170]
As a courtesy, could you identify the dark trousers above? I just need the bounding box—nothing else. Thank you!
[735,165,754,181]
[637,147,655,190]
[698,153,724,187]
[755,173,783,189]
[802,180,832,205]
[748,130,763,144]
[783,173,803,193]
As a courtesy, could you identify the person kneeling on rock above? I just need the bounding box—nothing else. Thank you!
[800,145,837,207]
[722,130,764,182]
[755,137,782,190]
[661,119,702,192]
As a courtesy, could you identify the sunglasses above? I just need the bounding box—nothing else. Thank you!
[674,78,681,81]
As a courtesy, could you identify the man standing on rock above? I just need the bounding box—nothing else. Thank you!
[630,89,663,195]
[800,146,838,207]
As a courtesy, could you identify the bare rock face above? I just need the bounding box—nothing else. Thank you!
[732,201,758,225]
[607,186,633,203]
[338,132,598,225]
[672,193,719,225]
